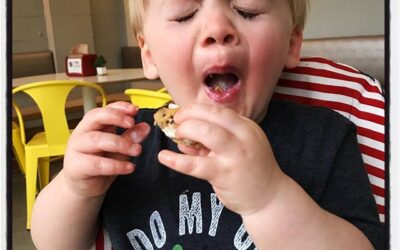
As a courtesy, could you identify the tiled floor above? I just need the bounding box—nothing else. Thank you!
[12,165,36,250]
[12,160,62,250]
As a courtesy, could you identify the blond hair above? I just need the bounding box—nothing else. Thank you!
[289,0,309,31]
[129,0,308,37]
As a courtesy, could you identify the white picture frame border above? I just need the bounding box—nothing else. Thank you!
[389,0,400,248]
[0,0,8,248]
[0,0,398,249]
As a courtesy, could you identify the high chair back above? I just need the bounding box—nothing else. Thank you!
[124,88,172,108]
[273,57,385,223]
[12,80,107,229]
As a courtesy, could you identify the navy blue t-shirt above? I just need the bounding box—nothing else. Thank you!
[102,100,384,250]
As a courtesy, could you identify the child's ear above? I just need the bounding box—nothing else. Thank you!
[284,28,303,69]
[137,34,159,79]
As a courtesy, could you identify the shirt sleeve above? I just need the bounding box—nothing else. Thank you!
[318,124,385,249]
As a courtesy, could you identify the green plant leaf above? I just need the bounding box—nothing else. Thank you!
[93,55,107,67]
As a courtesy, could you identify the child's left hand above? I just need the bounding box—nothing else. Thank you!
[158,103,286,216]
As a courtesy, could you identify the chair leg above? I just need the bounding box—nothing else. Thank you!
[38,157,50,190]
[25,151,38,230]
[12,125,26,175]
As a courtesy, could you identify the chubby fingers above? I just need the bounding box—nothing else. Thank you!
[70,101,150,155]
[73,152,135,177]
[67,122,151,178]
[158,150,216,181]
[173,104,263,154]
[73,130,143,156]
[174,103,249,134]
[76,101,138,133]
[71,118,150,156]
[174,104,247,154]
[175,119,239,154]
[105,122,151,161]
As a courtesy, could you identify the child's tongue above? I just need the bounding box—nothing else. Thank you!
[206,73,238,93]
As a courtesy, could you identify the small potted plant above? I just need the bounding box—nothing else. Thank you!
[93,55,107,75]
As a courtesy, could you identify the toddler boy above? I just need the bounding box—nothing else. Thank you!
[31,0,384,249]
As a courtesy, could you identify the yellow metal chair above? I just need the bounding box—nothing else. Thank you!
[13,120,62,176]
[124,88,172,108]
[12,80,107,229]
[156,87,168,93]
[12,121,26,174]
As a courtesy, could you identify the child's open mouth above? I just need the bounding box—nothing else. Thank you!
[204,73,240,103]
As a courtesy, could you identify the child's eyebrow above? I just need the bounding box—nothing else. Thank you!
[160,0,203,13]
[162,0,202,4]
[232,0,271,6]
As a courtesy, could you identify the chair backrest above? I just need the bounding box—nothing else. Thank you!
[121,46,143,68]
[12,51,56,78]
[273,57,385,222]
[124,88,172,109]
[12,80,107,146]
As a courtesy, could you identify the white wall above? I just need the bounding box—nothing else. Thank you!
[304,0,384,39]
[43,0,96,72]
[12,0,128,71]
[90,0,125,69]
[14,0,386,66]
[12,0,48,53]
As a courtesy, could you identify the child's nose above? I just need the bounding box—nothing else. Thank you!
[200,13,239,47]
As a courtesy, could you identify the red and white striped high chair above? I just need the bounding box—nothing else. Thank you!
[273,57,385,223]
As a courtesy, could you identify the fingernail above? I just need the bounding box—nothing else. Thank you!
[158,150,169,162]
[131,104,139,112]
[124,117,133,126]
[130,130,142,141]
[174,109,182,121]
[130,144,141,155]
[126,163,135,172]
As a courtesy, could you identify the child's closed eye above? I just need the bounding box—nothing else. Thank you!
[174,10,198,23]
[234,7,260,20]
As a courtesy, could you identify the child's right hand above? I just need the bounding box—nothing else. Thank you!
[62,101,151,199]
